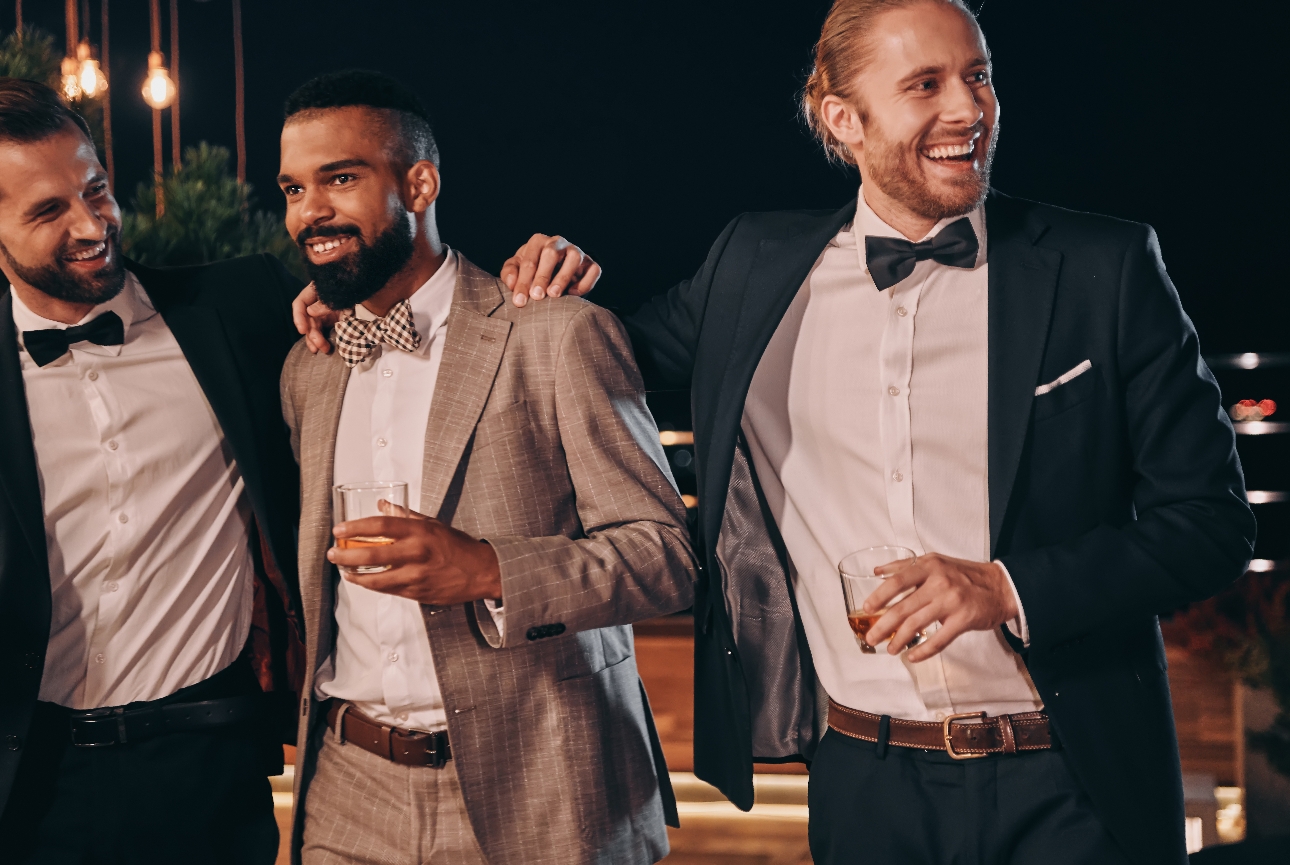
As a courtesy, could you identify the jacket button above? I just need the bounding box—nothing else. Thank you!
[24,652,42,670]
[551,623,566,636]
[526,627,542,642]
[4,735,20,751]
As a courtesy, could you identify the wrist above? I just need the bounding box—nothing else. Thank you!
[478,539,502,601]
[995,562,1019,620]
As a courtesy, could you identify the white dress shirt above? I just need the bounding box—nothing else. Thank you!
[13,275,255,710]
[741,189,1043,722]
[317,249,500,732]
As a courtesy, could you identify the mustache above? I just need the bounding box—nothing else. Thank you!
[920,121,988,148]
[296,224,362,246]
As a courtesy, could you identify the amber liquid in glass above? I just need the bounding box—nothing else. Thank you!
[848,612,882,653]
[848,612,921,654]
[337,535,395,549]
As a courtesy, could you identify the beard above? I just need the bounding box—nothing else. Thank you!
[0,227,126,306]
[863,116,998,221]
[299,218,416,310]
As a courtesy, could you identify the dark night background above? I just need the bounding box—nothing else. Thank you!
[4,0,1287,353]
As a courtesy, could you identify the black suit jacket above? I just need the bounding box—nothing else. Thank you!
[0,254,306,815]
[624,191,1255,865]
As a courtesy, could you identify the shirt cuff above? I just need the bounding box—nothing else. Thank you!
[994,560,1030,647]
[483,597,505,640]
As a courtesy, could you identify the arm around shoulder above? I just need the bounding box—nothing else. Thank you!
[622,213,744,389]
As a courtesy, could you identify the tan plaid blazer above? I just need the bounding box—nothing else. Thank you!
[280,258,697,865]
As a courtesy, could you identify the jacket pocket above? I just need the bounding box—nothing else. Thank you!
[1032,366,1098,422]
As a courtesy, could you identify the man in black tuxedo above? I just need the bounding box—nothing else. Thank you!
[488,1,1255,862]
[0,79,303,862]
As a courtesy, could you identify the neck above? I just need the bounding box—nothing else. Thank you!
[8,280,96,325]
[360,234,447,318]
[859,180,940,242]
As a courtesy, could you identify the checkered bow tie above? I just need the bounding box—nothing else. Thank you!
[333,299,421,368]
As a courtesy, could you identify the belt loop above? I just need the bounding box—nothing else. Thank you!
[875,715,891,759]
[335,702,351,746]
[999,714,1017,755]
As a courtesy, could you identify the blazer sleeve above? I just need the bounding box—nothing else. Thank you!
[1000,226,1255,652]
[476,304,699,648]
[621,214,743,389]
[279,341,308,465]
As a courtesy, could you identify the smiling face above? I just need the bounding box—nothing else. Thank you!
[278,106,424,310]
[0,126,125,315]
[824,1,998,227]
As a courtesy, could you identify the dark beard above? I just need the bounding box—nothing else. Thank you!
[864,118,998,222]
[300,219,416,310]
[0,228,126,306]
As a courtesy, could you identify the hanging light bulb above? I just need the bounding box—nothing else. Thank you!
[61,56,83,101]
[141,51,176,110]
[76,41,108,100]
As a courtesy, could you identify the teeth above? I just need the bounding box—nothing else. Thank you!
[923,141,975,159]
[65,242,106,261]
[309,238,348,253]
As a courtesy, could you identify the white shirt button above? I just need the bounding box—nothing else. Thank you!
[896,307,908,317]
[107,581,119,592]
[107,440,119,451]
[382,368,394,378]
[376,437,387,448]
[935,711,947,722]
[388,651,399,663]
[396,712,409,722]
[87,370,99,381]
[95,653,105,664]
[118,513,129,523]
[888,386,900,396]
[892,471,904,482]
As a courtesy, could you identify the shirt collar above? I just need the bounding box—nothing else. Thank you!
[850,185,988,275]
[352,247,458,357]
[11,271,156,359]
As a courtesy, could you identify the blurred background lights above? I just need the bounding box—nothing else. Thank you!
[1229,399,1277,423]
[141,51,176,109]
[76,42,107,100]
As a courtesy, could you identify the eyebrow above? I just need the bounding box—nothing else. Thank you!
[319,158,371,173]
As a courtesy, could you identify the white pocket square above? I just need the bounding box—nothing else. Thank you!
[1035,359,1092,396]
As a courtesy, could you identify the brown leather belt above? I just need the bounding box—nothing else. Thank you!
[324,700,452,768]
[827,698,1055,759]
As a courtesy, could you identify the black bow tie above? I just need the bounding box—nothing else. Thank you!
[23,311,125,367]
[864,217,979,291]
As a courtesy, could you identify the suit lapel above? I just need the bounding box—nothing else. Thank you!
[717,201,857,409]
[701,201,856,543]
[0,290,49,575]
[418,260,511,518]
[986,194,1063,553]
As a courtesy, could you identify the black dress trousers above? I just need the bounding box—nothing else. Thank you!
[808,728,1132,865]
[0,658,279,865]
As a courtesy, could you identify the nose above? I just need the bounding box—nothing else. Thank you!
[68,195,108,242]
[296,186,335,228]
[940,77,984,129]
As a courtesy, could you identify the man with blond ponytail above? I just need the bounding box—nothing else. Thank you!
[300,1,1252,861]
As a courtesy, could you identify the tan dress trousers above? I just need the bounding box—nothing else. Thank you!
[301,727,488,865]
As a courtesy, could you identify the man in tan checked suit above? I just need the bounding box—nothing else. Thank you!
[276,71,696,864]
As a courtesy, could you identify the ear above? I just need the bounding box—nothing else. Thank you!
[819,94,865,158]
[405,161,441,214]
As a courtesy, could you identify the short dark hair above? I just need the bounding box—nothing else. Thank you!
[284,70,440,170]
[0,77,95,146]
